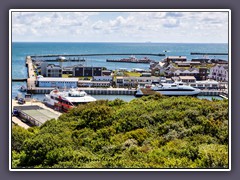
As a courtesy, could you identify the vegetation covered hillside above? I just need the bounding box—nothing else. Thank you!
[12,94,229,168]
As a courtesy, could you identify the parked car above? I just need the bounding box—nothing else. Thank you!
[12,108,19,116]
[18,98,25,104]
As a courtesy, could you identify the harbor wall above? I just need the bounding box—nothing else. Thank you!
[27,87,226,96]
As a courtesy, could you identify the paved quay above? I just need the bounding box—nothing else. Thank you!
[12,116,31,129]
[26,56,36,91]
[12,99,62,116]
[11,99,62,129]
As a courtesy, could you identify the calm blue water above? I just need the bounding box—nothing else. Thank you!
[11,42,228,100]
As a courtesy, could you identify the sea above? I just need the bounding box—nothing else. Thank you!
[11,42,228,101]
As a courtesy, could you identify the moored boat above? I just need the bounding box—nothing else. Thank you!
[135,83,201,97]
[44,88,96,112]
[18,85,27,92]
[106,56,155,64]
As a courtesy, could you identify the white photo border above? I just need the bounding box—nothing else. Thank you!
[9,9,231,171]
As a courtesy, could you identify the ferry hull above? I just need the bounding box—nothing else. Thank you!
[154,90,200,96]
[135,89,200,97]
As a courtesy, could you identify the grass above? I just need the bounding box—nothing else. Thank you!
[123,71,142,77]
[62,74,93,80]
[62,74,69,78]
[171,62,215,69]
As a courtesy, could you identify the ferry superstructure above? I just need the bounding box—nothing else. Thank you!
[44,88,96,112]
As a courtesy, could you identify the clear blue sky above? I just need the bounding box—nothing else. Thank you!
[11,11,229,43]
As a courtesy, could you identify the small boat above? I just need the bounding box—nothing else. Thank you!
[18,85,27,92]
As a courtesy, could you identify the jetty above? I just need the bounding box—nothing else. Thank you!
[30,53,166,58]
[135,88,227,97]
[25,56,37,93]
[12,78,27,82]
[77,87,136,95]
[190,52,228,55]
[32,59,86,62]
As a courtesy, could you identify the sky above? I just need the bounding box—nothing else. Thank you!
[11,11,229,43]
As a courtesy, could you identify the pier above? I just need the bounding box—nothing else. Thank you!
[136,88,228,97]
[12,78,27,82]
[190,52,228,55]
[77,87,136,95]
[26,87,136,95]
[30,53,166,58]
[32,58,86,62]
[25,56,37,93]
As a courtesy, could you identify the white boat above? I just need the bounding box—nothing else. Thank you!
[135,83,201,97]
[44,88,96,112]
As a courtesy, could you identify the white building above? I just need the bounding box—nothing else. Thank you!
[78,80,111,87]
[209,65,228,82]
[164,56,187,63]
[37,77,78,88]
[116,76,160,87]
[151,62,166,76]
[178,76,196,83]
[189,80,219,89]
[173,69,199,76]
[92,76,113,81]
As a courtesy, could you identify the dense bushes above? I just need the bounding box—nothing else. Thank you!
[11,95,229,168]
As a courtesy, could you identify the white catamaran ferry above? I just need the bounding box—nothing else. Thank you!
[135,83,201,97]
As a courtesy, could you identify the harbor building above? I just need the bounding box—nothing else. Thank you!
[150,62,166,76]
[37,77,78,88]
[166,68,199,77]
[164,56,187,63]
[197,67,209,80]
[102,70,112,76]
[40,62,49,76]
[62,67,73,74]
[209,64,228,82]
[78,80,111,87]
[141,73,152,77]
[116,76,160,88]
[178,76,196,83]
[46,64,62,77]
[73,66,102,77]
[13,105,60,126]
[40,62,62,77]
[189,80,220,89]
[92,76,113,81]
[175,61,201,67]
[78,76,113,87]
[191,58,210,63]
[165,67,209,81]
